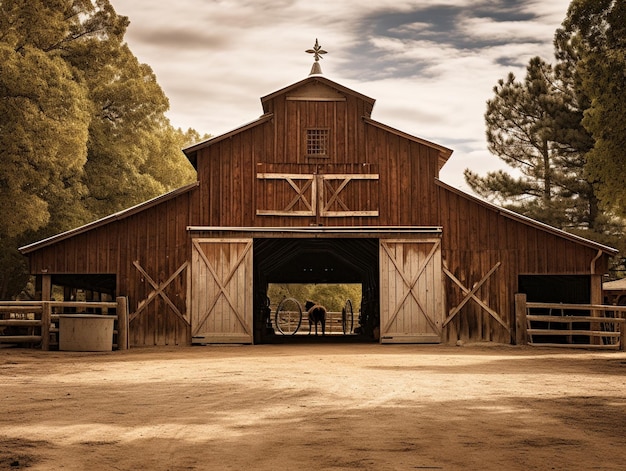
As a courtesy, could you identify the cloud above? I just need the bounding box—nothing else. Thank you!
[111,0,571,191]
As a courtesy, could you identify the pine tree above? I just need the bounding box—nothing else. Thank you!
[465,57,596,229]
[557,0,626,218]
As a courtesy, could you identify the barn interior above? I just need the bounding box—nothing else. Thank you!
[36,274,117,303]
[253,238,379,343]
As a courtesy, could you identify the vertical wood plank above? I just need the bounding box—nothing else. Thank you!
[116,296,129,350]
[515,293,527,346]
[41,302,51,351]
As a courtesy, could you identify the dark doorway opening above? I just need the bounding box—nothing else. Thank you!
[519,275,591,344]
[253,238,379,343]
[50,274,117,298]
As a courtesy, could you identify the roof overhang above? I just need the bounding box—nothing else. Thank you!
[187,226,442,238]
[435,179,619,256]
[20,182,199,255]
[364,117,453,170]
[260,75,376,113]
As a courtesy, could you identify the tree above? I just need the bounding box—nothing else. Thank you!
[42,0,197,217]
[0,0,198,298]
[0,1,93,298]
[267,283,361,312]
[465,57,597,230]
[81,45,196,216]
[0,3,92,239]
[557,0,626,217]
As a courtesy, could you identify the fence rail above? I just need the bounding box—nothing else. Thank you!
[0,298,129,351]
[515,293,626,350]
[272,310,354,335]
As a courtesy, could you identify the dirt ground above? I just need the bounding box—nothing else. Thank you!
[1,343,626,471]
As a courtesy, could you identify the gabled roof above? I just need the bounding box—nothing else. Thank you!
[183,76,376,168]
[364,117,453,171]
[435,179,618,256]
[183,75,452,170]
[260,75,376,114]
[19,182,199,254]
[183,113,274,169]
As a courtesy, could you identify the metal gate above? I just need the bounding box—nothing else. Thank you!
[379,238,443,343]
[190,238,253,344]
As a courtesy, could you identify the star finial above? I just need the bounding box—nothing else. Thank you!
[306,39,327,75]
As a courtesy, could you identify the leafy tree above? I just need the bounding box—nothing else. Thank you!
[268,283,361,312]
[0,1,93,298]
[557,0,626,218]
[465,57,597,229]
[46,0,196,217]
[0,4,91,239]
[0,0,198,298]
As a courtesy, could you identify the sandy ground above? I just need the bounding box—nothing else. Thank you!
[1,343,626,471]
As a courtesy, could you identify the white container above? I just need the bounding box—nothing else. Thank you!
[59,315,115,352]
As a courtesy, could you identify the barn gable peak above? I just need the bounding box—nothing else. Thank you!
[261,75,375,115]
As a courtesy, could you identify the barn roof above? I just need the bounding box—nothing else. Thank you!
[603,278,626,291]
[435,179,619,256]
[19,182,199,254]
[183,113,274,169]
[183,75,453,169]
[364,117,453,171]
[259,75,376,113]
[183,75,377,167]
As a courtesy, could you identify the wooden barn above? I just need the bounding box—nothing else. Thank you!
[19,57,618,347]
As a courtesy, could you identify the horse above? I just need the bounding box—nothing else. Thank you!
[305,300,326,336]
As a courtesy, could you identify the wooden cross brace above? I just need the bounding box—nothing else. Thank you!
[193,240,252,336]
[284,176,315,212]
[322,177,351,212]
[381,241,442,335]
[443,261,510,333]
[132,261,188,324]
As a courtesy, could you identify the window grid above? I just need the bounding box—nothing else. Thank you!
[306,129,329,157]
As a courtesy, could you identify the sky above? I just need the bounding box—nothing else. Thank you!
[110,0,573,192]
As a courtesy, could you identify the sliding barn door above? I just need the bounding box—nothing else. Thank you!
[379,238,443,343]
[190,239,253,344]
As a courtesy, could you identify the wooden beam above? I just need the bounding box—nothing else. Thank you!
[515,293,527,346]
[443,262,508,333]
[116,296,129,350]
[41,275,51,301]
[41,302,51,351]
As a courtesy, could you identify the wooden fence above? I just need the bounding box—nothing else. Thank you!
[515,293,626,350]
[272,310,354,335]
[0,297,129,351]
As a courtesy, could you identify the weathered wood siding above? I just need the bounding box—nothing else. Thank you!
[27,187,196,346]
[190,239,253,344]
[379,238,444,343]
[193,97,441,227]
[437,183,608,343]
[21,75,614,346]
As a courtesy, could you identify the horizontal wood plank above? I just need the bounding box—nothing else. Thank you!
[528,329,620,337]
[0,320,41,327]
[0,336,42,343]
[527,315,625,323]
[528,343,620,350]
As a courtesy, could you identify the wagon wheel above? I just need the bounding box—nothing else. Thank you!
[342,299,354,334]
[275,297,303,335]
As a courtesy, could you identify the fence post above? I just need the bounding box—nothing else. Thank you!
[620,320,625,352]
[116,296,129,350]
[41,302,51,351]
[515,293,528,346]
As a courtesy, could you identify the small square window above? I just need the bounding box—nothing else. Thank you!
[306,128,329,157]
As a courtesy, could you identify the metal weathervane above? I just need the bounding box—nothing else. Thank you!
[306,39,327,75]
